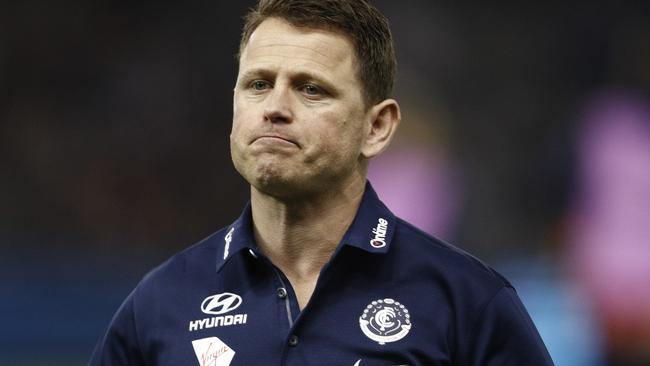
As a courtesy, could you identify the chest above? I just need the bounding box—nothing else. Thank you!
[137,255,455,366]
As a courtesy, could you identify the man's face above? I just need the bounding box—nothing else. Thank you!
[231,17,371,198]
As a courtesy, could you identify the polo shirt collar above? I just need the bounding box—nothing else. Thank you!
[215,203,257,272]
[339,181,397,254]
[216,180,396,272]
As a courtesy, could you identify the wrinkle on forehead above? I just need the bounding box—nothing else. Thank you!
[244,53,341,73]
[253,42,333,60]
[241,18,356,73]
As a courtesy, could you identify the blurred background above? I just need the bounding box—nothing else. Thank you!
[1,0,649,365]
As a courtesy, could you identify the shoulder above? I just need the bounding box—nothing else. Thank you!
[388,218,547,360]
[133,226,231,297]
[391,217,512,303]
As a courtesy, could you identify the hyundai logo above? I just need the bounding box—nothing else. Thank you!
[201,292,243,315]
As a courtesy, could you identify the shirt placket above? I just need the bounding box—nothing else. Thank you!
[250,251,303,363]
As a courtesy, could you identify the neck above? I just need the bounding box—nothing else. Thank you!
[250,177,366,280]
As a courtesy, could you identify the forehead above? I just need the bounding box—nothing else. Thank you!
[239,17,357,77]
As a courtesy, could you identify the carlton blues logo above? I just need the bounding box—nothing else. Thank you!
[359,298,412,345]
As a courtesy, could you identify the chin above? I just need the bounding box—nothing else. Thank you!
[233,155,343,200]
[253,178,305,200]
[243,161,301,198]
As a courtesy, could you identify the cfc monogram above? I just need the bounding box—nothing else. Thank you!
[359,298,412,345]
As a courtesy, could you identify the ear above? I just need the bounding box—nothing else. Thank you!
[361,99,401,159]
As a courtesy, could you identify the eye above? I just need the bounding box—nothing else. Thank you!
[302,84,320,95]
[300,84,324,97]
[250,80,270,91]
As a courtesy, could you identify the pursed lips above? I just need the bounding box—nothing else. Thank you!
[251,134,300,148]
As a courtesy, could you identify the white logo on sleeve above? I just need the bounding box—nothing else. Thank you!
[359,298,411,345]
[370,218,388,248]
[223,227,235,260]
[192,336,235,366]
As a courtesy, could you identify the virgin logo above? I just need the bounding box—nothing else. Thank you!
[201,293,243,315]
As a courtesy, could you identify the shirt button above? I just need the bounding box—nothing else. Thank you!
[277,287,288,299]
[288,334,299,347]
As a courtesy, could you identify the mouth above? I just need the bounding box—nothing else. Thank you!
[252,134,300,148]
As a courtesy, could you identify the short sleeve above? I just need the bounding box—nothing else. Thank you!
[466,286,554,366]
[89,290,145,366]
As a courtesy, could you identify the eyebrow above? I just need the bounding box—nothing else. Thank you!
[237,68,275,84]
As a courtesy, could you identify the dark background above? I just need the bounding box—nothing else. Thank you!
[2,1,649,364]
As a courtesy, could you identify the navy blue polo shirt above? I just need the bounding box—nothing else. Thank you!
[90,182,553,365]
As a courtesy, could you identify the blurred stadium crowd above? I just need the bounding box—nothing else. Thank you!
[1,0,649,365]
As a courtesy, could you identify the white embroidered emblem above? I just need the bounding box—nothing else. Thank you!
[189,292,248,332]
[223,227,235,260]
[359,298,411,345]
[370,218,388,248]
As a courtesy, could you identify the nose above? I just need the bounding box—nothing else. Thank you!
[263,85,293,124]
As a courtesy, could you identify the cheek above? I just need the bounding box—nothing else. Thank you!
[230,115,249,160]
[316,119,364,160]
[335,114,365,146]
[231,105,251,141]
[232,93,253,127]
[229,121,241,150]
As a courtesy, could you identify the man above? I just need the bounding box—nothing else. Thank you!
[90,0,554,365]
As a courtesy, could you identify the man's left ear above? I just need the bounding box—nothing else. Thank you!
[361,99,401,159]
